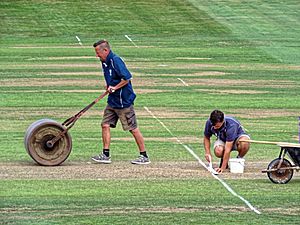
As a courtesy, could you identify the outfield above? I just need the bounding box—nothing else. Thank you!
[1,0,300,224]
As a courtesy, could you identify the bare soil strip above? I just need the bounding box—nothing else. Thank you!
[2,205,299,220]
[175,57,212,60]
[3,106,298,120]
[3,77,294,89]
[27,56,97,60]
[46,72,100,76]
[0,161,270,180]
[0,206,251,220]
[233,108,300,119]
[197,89,269,94]
[1,107,201,119]
[0,89,168,94]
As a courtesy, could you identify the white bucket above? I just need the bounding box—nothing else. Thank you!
[229,158,245,173]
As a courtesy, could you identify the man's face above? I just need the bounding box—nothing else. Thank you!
[212,121,224,130]
[95,45,109,62]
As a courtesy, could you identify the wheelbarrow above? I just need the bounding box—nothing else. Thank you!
[242,140,300,184]
[24,91,108,166]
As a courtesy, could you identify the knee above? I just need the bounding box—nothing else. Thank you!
[129,128,139,134]
[214,146,224,158]
[102,123,110,130]
[239,142,250,151]
[237,137,250,151]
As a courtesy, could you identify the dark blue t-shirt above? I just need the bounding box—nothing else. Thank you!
[204,116,248,142]
[101,51,136,109]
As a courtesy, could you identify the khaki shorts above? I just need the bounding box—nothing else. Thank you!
[102,105,137,131]
[213,134,250,151]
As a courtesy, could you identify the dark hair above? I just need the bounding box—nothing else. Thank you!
[210,109,224,125]
[93,39,110,49]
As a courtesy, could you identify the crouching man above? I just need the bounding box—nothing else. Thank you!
[203,109,250,173]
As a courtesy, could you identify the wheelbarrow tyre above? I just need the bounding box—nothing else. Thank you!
[24,119,72,166]
[267,158,293,184]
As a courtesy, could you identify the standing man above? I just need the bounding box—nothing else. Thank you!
[203,109,250,173]
[91,40,150,165]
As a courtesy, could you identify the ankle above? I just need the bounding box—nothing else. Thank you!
[140,151,148,158]
[103,149,110,157]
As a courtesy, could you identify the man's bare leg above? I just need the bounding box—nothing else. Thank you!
[236,136,250,158]
[102,124,111,149]
[130,127,145,152]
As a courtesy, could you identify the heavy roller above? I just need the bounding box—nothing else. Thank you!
[24,91,108,166]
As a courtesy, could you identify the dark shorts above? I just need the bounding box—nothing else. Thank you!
[102,105,137,131]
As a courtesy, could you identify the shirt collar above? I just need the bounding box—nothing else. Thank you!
[105,50,114,64]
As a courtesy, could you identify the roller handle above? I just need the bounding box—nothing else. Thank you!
[46,91,108,148]
[62,91,108,128]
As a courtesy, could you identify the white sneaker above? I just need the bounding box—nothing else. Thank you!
[131,155,151,165]
[91,153,111,164]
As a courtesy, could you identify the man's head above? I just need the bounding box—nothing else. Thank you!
[210,109,224,130]
[93,40,110,62]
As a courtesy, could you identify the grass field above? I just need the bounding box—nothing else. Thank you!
[1,0,300,224]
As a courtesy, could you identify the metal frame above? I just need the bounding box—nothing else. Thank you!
[262,146,300,173]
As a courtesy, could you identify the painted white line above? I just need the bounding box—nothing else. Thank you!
[75,36,83,46]
[125,35,138,47]
[184,145,261,215]
[144,106,261,215]
[177,78,189,86]
[208,155,219,175]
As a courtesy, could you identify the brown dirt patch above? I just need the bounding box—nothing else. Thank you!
[125,62,224,69]
[0,161,207,180]
[27,56,97,60]
[264,207,300,216]
[135,88,171,94]
[197,89,269,94]
[111,136,200,144]
[138,107,201,118]
[227,63,300,70]
[46,72,100,76]
[1,78,99,87]
[1,106,200,119]
[131,77,295,88]
[27,63,99,68]
[0,206,251,220]
[164,78,295,88]
[0,161,269,180]
[175,57,212,60]
[233,109,300,119]
[11,45,90,49]
[152,71,229,77]
[0,89,168,94]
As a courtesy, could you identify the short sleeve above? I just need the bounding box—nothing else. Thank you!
[204,120,213,138]
[112,56,132,80]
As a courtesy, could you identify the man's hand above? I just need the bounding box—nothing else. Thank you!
[205,153,212,162]
[215,167,224,173]
[107,86,115,93]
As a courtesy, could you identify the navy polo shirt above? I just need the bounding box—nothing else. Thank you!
[204,116,248,142]
[101,51,136,109]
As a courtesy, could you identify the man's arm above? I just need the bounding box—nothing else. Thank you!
[204,136,212,162]
[216,141,234,173]
[108,79,129,93]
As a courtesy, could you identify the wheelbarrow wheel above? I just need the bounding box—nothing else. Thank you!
[267,158,293,184]
[24,119,72,166]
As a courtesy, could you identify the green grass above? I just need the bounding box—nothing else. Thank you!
[1,0,300,224]
[1,179,300,224]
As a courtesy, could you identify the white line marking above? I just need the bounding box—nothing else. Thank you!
[144,106,261,215]
[208,155,219,175]
[177,78,189,86]
[75,36,83,46]
[125,35,138,47]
